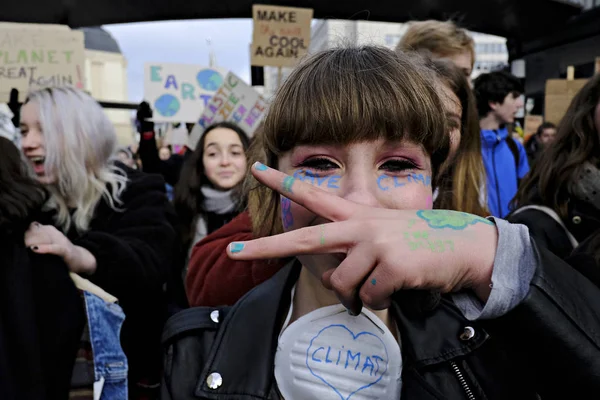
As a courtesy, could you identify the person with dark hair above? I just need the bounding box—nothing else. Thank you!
[474,70,529,217]
[173,122,250,271]
[524,121,557,165]
[0,137,85,400]
[510,75,600,284]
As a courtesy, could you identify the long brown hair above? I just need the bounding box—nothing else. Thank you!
[429,59,489,216]
[246,46,450,238]
[513,74,600,218]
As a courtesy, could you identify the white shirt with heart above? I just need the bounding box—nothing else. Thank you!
[275,290,402,400]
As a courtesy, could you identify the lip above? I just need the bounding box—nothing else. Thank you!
[218,172,235,178]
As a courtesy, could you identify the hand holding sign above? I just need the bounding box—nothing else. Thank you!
[228,163,498,314]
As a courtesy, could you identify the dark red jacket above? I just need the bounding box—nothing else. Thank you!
[186,212,284,307]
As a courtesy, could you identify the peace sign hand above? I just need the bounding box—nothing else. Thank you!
[228,162,498,314]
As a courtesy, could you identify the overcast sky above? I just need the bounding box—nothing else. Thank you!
[104,19,253,103]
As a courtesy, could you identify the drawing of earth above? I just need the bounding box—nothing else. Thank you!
[154,94,180,117]
[197,69,223,91]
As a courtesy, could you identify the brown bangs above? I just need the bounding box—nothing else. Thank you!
[263,46,449,171]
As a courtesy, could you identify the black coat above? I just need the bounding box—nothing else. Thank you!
[40,165,179,390]
[0,235,85,400]
[509,198,600,285]
[161,247,600,400]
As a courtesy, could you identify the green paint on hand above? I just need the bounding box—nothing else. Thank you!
[283,176,295,193]
[416,210,494,230]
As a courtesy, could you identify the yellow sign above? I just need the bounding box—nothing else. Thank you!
[251,4,313,68]
[544,79,588,125]
[0,24,85,102]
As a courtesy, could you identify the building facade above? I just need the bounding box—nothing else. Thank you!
[78,27,134,146]
[263,20,509,97]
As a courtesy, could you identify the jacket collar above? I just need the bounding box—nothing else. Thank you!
[481,126,509,148]
[196,261,489,398]
[567,197,600,242]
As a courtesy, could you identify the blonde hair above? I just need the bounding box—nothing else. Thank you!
[246,46,450,238]
[397,20,475,68]
[25,87,128,232]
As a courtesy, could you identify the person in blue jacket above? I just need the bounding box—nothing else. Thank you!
[474,71,529,217]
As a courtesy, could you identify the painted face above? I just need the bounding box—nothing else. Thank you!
[491,92,523,125]
[539,127,557,145]
[159,146,171,160]
[278,139,433,279]
[20,101,55,184]
[202,127,247,190]
[439,83,462,160]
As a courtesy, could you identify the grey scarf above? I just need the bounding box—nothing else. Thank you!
[186,186,237,261]
[571,162,600,211]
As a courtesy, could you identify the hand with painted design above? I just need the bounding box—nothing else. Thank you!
[229,160,498,315]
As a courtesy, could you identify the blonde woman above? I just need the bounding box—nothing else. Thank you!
[19,87,177,398]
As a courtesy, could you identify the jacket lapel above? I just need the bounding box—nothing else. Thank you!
[194,261,300,399]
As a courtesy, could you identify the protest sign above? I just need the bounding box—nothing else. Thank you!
[0,103,17,142]
[144,63,228,123]
[251,4,313,68]
[544,78,587,125]
[189,72,266,149]
[0,25,85,102]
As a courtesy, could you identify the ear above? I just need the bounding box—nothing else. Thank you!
[488,101,500,112]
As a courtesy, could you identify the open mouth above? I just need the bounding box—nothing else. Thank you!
[30,156,45,166]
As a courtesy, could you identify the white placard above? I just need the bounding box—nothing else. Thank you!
[144,62,228,123]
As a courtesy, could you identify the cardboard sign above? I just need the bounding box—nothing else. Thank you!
[251,4,313,67]
[190,72,266,149]
[144,63,228,123]
[0,25,85,102]
[544,79,588,125]
[524,115,544,141]
[595,57,600,75]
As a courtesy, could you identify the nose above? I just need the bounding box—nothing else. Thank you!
[337,172,382,208]
[218,151,232,166]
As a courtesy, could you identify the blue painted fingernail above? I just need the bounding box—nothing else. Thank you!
[371,278,377,286]
[230,242,245,253]
[254,162,268,171]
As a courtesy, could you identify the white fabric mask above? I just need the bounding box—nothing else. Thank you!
[275,303,402,400]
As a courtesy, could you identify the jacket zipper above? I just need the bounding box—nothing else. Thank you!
[492,133,502,216]
[450,361,476,400]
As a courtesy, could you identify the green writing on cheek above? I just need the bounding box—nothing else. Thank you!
[416,210,494,230]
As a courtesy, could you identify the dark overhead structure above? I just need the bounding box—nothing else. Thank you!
[2,0,599,115]
[1,0,582,43]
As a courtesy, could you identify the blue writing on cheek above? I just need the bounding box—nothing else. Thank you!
[377,175,390,191]
[293,170,306,181]
[393,177,405,188]
[327,175,341,189]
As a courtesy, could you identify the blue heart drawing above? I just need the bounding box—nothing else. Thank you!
[305,324,389,400]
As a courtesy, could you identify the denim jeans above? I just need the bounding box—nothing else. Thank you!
[83,291,128,400]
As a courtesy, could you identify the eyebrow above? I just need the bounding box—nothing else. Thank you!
[205,143,243,149]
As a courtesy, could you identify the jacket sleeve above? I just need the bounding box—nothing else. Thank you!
[516,140,530,178]
[186,211,283,307]
[484,244,600,394]
[138,130,183,187]
[75,173,177,298]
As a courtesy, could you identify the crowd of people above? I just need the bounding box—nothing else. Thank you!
[1,18,599,400]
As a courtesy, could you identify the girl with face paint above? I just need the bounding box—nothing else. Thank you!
[163,46,600,399]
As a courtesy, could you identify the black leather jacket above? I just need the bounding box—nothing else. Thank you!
[162,246,600,400]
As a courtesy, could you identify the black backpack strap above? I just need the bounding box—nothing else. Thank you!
[505,136,521,184]
[162,306,230,343]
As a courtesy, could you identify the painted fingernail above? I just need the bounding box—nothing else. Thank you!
[230,242,245,253]
[31,246,39,251]
[254,162,268,171]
